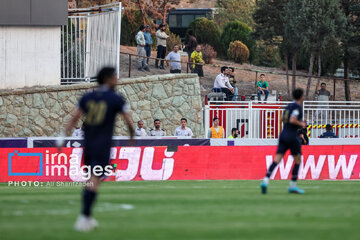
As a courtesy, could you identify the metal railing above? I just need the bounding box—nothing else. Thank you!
[205,101,360,139]
[61,3,121,84]
[304,101,360,138]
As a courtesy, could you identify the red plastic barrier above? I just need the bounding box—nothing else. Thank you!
[1,145,359,182]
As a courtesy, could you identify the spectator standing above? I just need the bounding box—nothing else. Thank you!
[228,67,238,101]
[320,124,338,138]
[144,25,153,65]
[186,30,198,67]
[257,74,269,102]
[228,128,239,139]
[315,82,332,120]
[135,25,150,72]
[155,24,169,69]
[166,45,182,73]
[149,119,166,136]
[174,118,193,137]
[135,120,148,136]
[208,117,225,138]
[214,66,234,101]
[190,45,206,91]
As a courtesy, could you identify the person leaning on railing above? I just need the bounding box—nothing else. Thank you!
[166,45,182,73]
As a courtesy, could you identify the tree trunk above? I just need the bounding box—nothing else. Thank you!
[313,54,322,100]
[291,52,297,92]
[305,52,315,98]
[162,0,169,24]
[285,54,291,98]
[343,50,352,101]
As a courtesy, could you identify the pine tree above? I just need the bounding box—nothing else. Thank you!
[299,0,346,98]
[340,0,360,101]
[253,0,290,95]
[284,0,303,91]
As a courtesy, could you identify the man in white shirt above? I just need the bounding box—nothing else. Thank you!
[134,120,148,136]
[135,25,150,72]
[214,66,234,101]
[149,119,166,136]
[174,118,193,137]
[166,45,182,73]
[155,23,169,69]
[72,124,84,137]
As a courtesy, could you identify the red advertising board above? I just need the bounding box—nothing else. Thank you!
[1,145,359,182]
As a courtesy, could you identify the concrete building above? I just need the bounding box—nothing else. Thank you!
[0,0,67,89]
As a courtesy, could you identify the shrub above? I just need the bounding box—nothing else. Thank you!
[166,28,182,52]
[253,41,283,68]
[120,10,142,46]
[201,44,217,64]
[227,41,249,64]
[220,20,255,61]
[186,17,222,53]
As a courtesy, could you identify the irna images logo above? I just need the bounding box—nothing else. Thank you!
[8,150,43,176]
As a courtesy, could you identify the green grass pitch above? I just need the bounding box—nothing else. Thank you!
[1,180,359,240]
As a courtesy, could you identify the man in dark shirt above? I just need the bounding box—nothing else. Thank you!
[261,88,307,194]
[320,124,338,138]
[186,30,198,70]
[62,67,134,231]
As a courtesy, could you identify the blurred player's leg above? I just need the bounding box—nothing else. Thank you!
[74,175,101,232]
[288,155,305,194]
[261,154,283,194]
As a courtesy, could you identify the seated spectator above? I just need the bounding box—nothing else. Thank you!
[228,67,239,101]
[174,118,193,137]
[257,74,269,102]
[208,117,224,138]
[320,124,338,138]
[228,128,239,139]
[135,120,148,136]
[149,119,166,136]
[297,126,309,145]
[72,123,85,137]
[214,66,234,101]
[166,45,182,73]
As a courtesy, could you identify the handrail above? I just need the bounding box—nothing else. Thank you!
[120,51,359,82]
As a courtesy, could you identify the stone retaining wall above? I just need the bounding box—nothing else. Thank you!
[0,74,204,137]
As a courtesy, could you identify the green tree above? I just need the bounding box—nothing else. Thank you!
[340,0,360,101]
[284,0,303,91]
[216,0,256,27]
[220,20,256,61]
[299,0,346,98]
[187,18,222,53]
[253,0,291,95]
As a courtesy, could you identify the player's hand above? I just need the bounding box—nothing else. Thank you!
[300,122,307,129]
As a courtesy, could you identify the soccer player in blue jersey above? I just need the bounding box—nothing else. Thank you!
[62,67,134,231]
[261,88,307,194]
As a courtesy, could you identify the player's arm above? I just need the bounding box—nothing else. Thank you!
[65,108,83,136]
[289,116,306,128]
[121,112,135,139]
